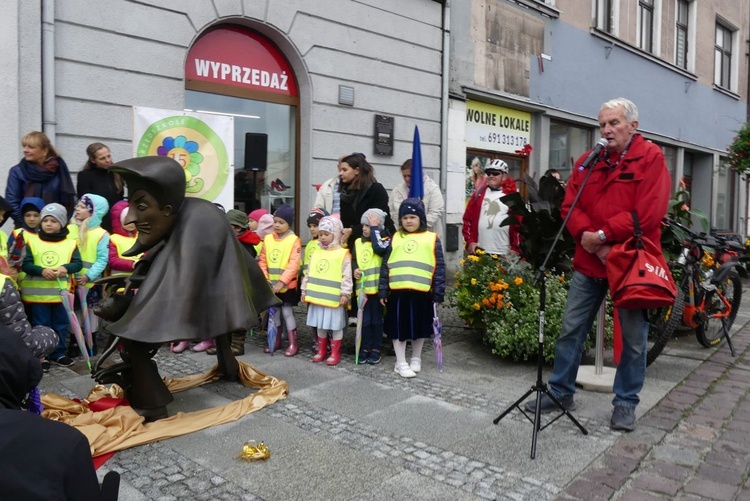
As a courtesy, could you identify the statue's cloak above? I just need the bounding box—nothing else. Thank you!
[106,197,280,343]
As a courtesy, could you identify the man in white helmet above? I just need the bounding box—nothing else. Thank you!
[462,159,520,255]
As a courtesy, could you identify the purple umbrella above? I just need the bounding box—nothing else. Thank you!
[433,303,443,372]
[409,125,424,199]
[56,278,91,370]
[76,284,94,355]
[355,280,367,364]
[267,306,278,355]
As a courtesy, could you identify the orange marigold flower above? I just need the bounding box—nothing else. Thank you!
[470,278,477,285]
[514,277,523,286]
[472,302,481,310]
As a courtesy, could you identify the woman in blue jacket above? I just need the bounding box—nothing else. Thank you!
[5,131,77,228]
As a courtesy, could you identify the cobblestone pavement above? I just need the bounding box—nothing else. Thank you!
[38,288,750,500]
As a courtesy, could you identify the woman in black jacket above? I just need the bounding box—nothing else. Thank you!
[76,142,124,232]
[337,153,395,318]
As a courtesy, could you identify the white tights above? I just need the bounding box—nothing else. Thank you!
[392,338,425,366]
[317,329,343,341]
[273,305,297,331]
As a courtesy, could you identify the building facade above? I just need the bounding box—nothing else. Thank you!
[0,0,446,234]
[446,0,749,270]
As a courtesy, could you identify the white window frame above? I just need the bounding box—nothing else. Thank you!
[674,0,690,70]
[595,0,618,36]
[714,19,739,92]
[637,0,655,53]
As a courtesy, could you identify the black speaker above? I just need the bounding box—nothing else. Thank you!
[445,223,460,252]
[244,133,268,171]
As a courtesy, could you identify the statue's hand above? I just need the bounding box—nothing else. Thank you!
[94,293,132,322]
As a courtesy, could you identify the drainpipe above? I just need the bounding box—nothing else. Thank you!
[440,0,451,238]
[41,0,56,142]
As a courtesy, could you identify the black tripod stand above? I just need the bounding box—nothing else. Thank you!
[493,139,608,458]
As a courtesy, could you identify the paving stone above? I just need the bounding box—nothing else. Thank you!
[684,477,739,501]
[630,473,682,496]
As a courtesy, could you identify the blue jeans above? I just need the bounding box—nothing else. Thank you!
[32,303,69,360]
[548,271,648,409]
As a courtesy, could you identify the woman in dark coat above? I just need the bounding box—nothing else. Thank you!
[337,153,395,315]
[5,131,77,228]
[76,142,124,232]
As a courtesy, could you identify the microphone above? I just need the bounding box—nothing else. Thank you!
[580,138,609,170]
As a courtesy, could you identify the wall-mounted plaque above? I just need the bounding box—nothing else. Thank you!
[374,115,394,156]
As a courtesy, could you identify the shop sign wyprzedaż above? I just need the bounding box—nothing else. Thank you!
[465,100,531,153]
[185,25,298,97]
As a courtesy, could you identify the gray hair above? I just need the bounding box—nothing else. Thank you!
[601,98,638,122]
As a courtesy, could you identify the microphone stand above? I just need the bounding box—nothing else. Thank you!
[493,148,605,459]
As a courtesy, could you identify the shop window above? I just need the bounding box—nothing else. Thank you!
[549,121,593,183]
[715,159,736,230]
[654,142,677,194]
[465,151,524,202]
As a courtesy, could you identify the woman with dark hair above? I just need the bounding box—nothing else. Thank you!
[76,142,124,231]
[337,154,395,323]
[5,131,77,229]
[338,153,395,250]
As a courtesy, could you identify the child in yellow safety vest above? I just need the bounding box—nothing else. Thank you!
[108,200,141,277]
[302,207,328,351]
[353,208,390,364]
[21,203,83,367]
[68,194,110,290]
[258,204,302,356]
[379,198,445,378]
[301,216,352,366]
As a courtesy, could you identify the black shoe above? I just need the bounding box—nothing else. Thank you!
[610,405,636,431]
[358,350,370,363]
[41,360,51,373]
[50,356,74,367]
[523,393,576,414]
[366,351,382,365]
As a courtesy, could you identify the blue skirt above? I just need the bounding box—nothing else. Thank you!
[383,290,433,341]
[306,304,347,331]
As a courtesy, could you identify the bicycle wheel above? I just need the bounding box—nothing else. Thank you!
[646,288,686,366]
[695,272,742,347]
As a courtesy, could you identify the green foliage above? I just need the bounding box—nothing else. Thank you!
[661,189,709,261]
[726,122,750,179]
[451,252,609,363]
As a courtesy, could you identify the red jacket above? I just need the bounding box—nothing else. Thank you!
[563,134,671,278]
[462,178,521,254]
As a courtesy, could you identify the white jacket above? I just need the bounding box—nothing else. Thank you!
[313,176,338,214]
[389,175,444,231]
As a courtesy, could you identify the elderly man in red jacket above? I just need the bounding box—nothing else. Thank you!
[525,97,671,432]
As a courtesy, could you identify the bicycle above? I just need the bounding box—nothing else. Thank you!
[646,217,746,366]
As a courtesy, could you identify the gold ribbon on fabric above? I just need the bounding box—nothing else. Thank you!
[240,441,270,460]
[41,361,288,457]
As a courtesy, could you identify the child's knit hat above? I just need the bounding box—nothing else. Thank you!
[39,203,68,228]
[256,214,274,239]
[317,216,344,248]
[274,203,294,226]
[248,208,268,223]
[360,208,386,229]
[398,197,426,228]
[307,207,329,226]
[226,209,249,229]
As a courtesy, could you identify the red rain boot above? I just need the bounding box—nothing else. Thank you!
[312,336,328,363]
[326,339,342,366]
[284,328,298,357]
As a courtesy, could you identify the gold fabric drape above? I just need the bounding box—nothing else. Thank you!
[41,361,288,457]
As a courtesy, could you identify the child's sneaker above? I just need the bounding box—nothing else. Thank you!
[50,356,74,367]
[367,351,381,365]
[41,360,51,373]
[409,357,421,373]
[358,350,370,363]
[394,362,416,378]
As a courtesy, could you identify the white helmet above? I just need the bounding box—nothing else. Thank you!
[486,159,508,173]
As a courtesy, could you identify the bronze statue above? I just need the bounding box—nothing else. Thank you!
[93,156,279,421]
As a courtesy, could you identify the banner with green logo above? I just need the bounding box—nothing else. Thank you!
[133,106,234,209]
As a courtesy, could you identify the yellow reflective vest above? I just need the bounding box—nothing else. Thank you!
[264,232,297,293]
[10,228,36,286]
[22,234,77,303]
[387,231,437,292]
[68,224,108,288]
[305,247,348,307]
[109,233,141,276]
[354,239,382,295]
